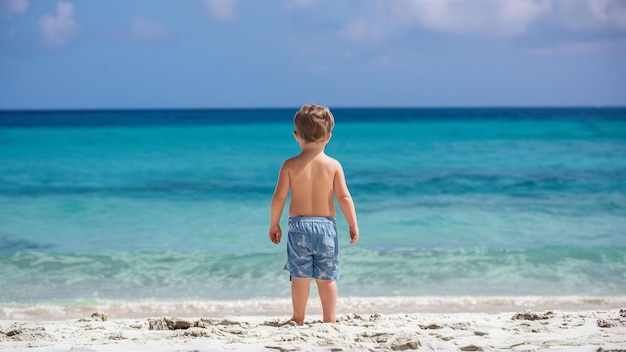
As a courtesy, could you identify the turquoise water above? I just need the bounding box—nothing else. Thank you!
[1,108,625,303]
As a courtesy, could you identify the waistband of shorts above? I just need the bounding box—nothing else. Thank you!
[289,216,336,224]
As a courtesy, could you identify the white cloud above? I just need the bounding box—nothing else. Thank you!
[394,0,551,37]
[0,0,28,19]
[204,0,236,21]
[556,0,626,31]
[340,0,551,43]
[131,17,170,42]
[39,1,78,47]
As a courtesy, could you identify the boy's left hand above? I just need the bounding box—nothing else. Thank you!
[349,226,359,244]
[269,225,282,244]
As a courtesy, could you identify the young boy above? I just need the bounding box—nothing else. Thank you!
[269,104,359,325]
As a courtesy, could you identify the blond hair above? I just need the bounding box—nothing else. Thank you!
[293,104,335,143]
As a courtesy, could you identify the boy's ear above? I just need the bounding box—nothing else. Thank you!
[326,132,332,142]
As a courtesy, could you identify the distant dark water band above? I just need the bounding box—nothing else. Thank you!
[1,107,625,127]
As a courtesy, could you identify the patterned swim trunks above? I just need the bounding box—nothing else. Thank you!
[284,216,339,281]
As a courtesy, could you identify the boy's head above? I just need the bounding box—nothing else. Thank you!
[293,104,335,143]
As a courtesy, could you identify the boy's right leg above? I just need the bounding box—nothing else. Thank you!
[291,277,311,325]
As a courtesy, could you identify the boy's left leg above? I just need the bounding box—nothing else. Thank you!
[291,277,311,325]
[316,279,337,323]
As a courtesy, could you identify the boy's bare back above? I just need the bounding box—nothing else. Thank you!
[270,139,358,246]
[283,150,341,218]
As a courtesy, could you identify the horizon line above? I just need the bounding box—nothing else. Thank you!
[1,105,626,113]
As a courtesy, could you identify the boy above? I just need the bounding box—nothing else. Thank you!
[269,104,359,325]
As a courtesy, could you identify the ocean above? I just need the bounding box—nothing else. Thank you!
[1,108,625,317]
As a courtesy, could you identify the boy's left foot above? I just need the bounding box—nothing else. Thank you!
[279,319,298,327]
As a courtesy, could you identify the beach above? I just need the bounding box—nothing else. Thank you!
[2,297,626,351]
[2,309,625,351]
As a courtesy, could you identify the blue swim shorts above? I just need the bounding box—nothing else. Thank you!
[284,216,339,281]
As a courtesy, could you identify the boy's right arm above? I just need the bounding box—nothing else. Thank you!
[269,163,289,244]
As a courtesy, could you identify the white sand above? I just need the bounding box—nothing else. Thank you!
[2,310,625,351]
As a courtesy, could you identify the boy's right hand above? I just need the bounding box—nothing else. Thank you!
[269,225,282,244]
[349,226,359,244]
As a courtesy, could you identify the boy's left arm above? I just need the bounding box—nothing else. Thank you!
[269,163,290,244]
[334,163,359,244]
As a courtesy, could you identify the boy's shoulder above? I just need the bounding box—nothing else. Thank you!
[321,154,342,166]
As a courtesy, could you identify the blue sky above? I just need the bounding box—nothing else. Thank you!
[1,0,625,109]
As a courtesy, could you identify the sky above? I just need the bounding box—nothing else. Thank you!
[0,0,625,110]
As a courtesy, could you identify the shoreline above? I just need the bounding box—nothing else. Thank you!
[2,295,625,321]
